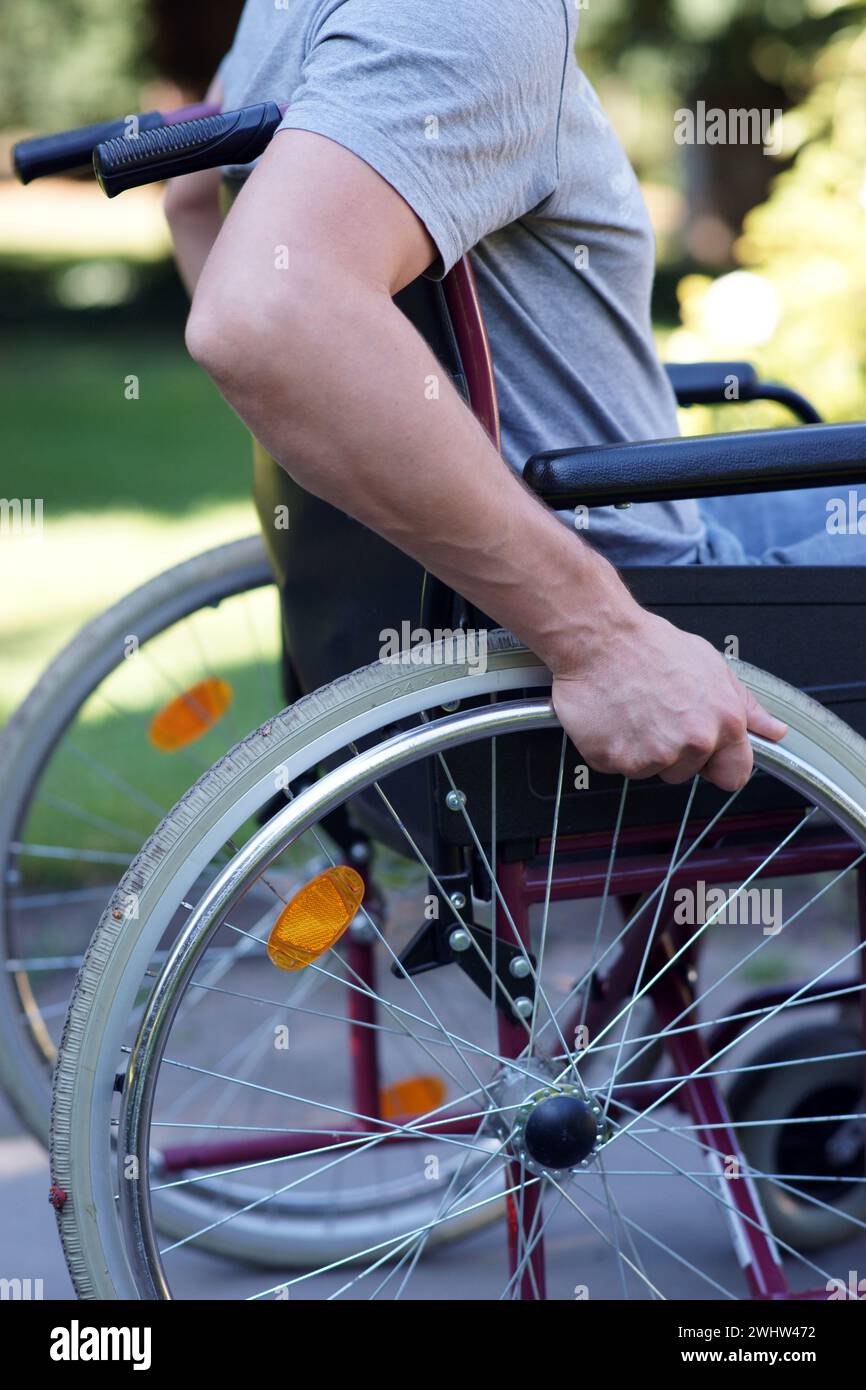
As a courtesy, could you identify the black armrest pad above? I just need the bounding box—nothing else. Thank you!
[524,423,866,508]
[665,361,756,405]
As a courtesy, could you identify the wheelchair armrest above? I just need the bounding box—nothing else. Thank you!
[665,361,757,405]
[523,422,866,509]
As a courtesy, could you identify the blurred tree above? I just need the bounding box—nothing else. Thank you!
[0,0,243,132]
[674,23,866,420]
[0,0,150,130]
[579,0,864,259]
[2,0,862,297]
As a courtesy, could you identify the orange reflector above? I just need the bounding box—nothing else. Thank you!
[149,677,233,752]
[380,1075,446,1121]
[267,865,365,972]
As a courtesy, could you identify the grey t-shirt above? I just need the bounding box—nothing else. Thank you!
[218,0,705,566]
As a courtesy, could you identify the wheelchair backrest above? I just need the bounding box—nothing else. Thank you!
[254,259,498,697]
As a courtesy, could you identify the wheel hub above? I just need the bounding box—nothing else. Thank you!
[487,1063,606,1178]
[523,1093,600,1170]
[511,1083,604,1176]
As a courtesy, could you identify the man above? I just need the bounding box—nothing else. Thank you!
[166,0,790,791]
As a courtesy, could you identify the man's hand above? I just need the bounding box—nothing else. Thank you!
[552,601,787,791]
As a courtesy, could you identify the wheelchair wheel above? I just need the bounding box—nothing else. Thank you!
[728,1022,866,1250]
[0,536,277,1141]
[51,634,866,1298]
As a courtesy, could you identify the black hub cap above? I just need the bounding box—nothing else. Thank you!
[523,1094,599,1170]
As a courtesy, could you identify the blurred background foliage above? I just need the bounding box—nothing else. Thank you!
[0,0,865,712]
[0,0,150,131]
[674,23,866,428]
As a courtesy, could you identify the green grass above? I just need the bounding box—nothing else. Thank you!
[0,322,277,884]
[18,648,285,892]
[0,325,262,719]
[0,323,252,518]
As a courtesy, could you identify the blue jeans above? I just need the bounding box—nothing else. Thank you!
[697,485,866,565]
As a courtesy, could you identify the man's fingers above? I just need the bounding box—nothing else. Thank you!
[701,736,754,792]
[658,751,714,786]
[665,684,787,788]
[741,685,788,742]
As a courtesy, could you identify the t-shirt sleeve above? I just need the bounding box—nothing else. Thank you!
[275,0,569,277]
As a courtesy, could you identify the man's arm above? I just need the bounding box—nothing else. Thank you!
[163,77,224,296]
[186,130,785,791]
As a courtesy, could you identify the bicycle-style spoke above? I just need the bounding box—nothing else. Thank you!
[611,1094,866,1239]
[500,1190,563,1300]
[62,742,167,821]
[35,793,147,850]
[246,1170,540,1301]
[528,731,568,1057]
[568,1176,740,1300]
[359,763,535,1083]
[214,923,551,1092]
[598,850,866,1095]
[546,1176,666,1300]
[600,777,700,1118]
[343,1128,508,1300]
[603,929,866,1156]
[157,1053,516,1155]
[433,748,581,1068]
[578,777,630,1035]
[607,1103,856,1292]
[569,804,822,1095]
[533,780,753,1056]
[10,842,135,867]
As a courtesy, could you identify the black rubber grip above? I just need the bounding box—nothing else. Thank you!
[665,361,757,405]
[523,422,866,508]
[93,103,284,197]
[13,112,163,183]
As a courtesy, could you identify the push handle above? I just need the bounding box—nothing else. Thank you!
[13,112,163,183]
[94,102,284,197]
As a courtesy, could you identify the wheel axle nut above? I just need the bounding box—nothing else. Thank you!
[524,1094,600,1170]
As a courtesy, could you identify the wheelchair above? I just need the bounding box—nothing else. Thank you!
[12,106,866,1300]
[0,534,281,1141]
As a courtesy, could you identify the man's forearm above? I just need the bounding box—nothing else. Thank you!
[164,167,224,297]
[164,76,224,297]
[187,262,632,675]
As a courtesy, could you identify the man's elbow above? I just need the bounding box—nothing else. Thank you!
[185,253,391,426]
[184,293,228,379]
[185,286,263,393]
[185,262,344,399]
